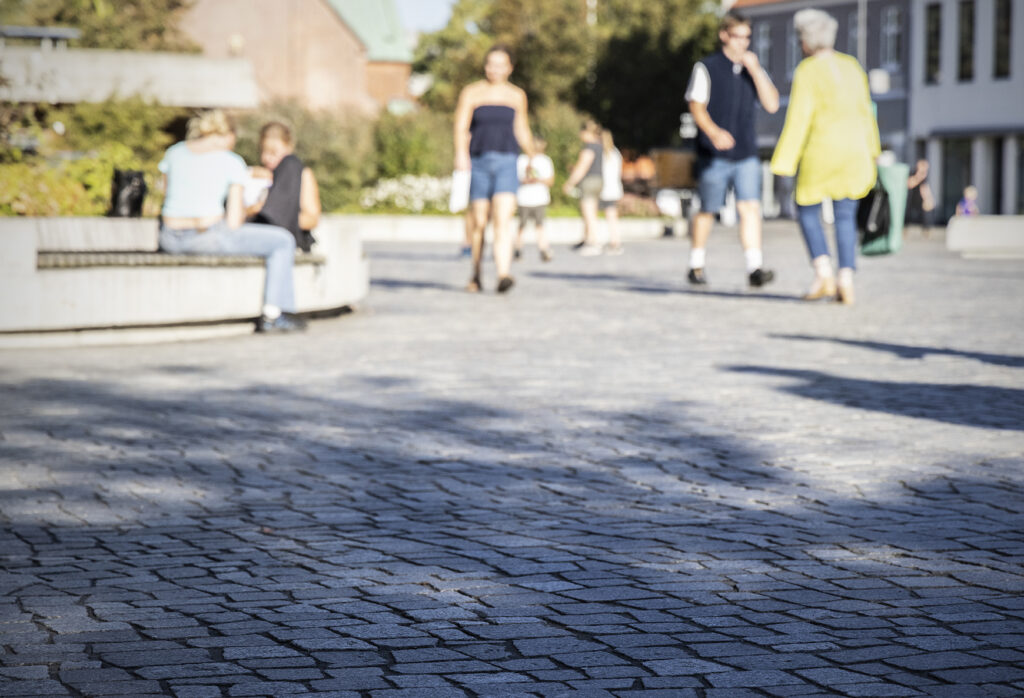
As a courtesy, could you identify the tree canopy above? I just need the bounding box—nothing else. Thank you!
[414,0,718,151]
[0,0,198,52]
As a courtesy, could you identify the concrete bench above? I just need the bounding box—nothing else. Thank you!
[0,217,369,346]
[946,215,1024,258]
[37,250,326,269]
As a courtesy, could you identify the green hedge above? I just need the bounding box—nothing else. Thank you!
[0,97,597,216]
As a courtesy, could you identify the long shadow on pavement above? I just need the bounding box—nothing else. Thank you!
[726,364,1024,431]
[772,334,1024,369]
[2,374,1024,694]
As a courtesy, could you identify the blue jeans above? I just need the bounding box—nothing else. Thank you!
[797,198,858,270]
[470,152,519,201]
[159,221,296,311]
[698,156,761,213]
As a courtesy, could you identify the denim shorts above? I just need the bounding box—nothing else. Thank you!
[470,152,519,201]
[698,156,761,213]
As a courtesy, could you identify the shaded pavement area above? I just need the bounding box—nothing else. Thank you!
[2,223,1024,696]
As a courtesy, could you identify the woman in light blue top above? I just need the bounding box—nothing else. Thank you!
[158,109,304,333]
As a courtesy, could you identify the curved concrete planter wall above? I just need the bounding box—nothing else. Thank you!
[0,217,369,347]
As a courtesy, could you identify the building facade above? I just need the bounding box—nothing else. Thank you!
[181,0,412,114]
[909,0,1023,217]
[733,0,1023,218]
[734,0,912,161]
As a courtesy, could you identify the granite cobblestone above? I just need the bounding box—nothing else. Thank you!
[1,232,1023,695]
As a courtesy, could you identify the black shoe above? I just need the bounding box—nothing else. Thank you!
[571,240,586,250]
[257,313,307,333]
[513,248,522,260]
[497,276,515,293]
[748,268,775,287]
[687,268,707,285]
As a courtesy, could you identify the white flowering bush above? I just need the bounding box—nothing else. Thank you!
[359,174,451,214]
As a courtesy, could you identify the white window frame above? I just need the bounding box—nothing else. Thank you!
[881,6,903,69]
[755,22,772,71]
[847,10,859,56]
[786,24,800,78]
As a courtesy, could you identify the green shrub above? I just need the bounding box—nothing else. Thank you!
[235,101,376,212]
[374,110,453,180]
[0,142,144,216]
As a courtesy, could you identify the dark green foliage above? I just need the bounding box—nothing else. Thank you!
[0,0,199,52]
[374,110,454,179]
[234,101,377,212]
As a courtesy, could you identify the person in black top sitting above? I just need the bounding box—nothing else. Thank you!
[248,122,322,252]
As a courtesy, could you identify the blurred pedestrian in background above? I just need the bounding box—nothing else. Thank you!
[906,158,935,236]
[158,110,304,333]
[685,10,779,288]
[563,118,605,256]
[454,44,535,293]
[599,128,624,255]
[514,136,555,262]
[770,8,880,305]
[956,185,980,217]
[248,122,321,253]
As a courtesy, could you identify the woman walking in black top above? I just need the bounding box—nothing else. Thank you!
[454,45,535,293]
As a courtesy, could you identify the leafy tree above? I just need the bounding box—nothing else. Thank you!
[414,0,717,150]
[0,0,198,52]
[413,0,495,113]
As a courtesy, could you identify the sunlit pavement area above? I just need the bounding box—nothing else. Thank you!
[2,221,1024,697]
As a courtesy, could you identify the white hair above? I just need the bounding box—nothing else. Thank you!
[794,8,838,53]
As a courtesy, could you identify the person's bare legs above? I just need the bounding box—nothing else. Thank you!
[736,199,773,285]
[687,211,714,282]
[604,205,622,251]
[580,197,599,249]
[491,193,517,284]
[535,220,552,259]
[467,199,490,291]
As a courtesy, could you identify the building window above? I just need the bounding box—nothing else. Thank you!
[925,3,941,84]
[881,6,902,69]
[994,0,1012,78]
[847,11,859,57]
[786,24,800,77]
[942,138,973,220]
[755,23,772,72]
[958,0,974,81]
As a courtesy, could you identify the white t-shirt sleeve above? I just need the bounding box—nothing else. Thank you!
[684,62,710,104]
[535,155,555,180]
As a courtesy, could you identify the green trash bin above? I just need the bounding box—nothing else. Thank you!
[861,161,909,255]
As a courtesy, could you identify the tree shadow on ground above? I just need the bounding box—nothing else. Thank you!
[3,372,1024,694]
[771,334,1024,368]
[726,364,1024,431]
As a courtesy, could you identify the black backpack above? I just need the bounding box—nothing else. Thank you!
[857,179,890,245]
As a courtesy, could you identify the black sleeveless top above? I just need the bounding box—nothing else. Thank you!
[254,154,313,251]
[469,105,519,156]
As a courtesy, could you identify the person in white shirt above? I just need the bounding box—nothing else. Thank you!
[514,136,555,262]
[598,129,624,255]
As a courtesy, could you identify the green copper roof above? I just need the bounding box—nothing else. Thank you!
[327,0,412,63]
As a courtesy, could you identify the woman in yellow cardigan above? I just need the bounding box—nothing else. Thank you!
[770,9,880,304]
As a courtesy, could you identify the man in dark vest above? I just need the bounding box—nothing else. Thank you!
[685,11,779,287]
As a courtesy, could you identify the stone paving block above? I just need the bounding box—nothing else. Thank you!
[706,669,805,687]
[3,237,1024,695]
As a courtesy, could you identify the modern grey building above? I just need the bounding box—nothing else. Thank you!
[731,0,1023,219]
[909,0,1023,217]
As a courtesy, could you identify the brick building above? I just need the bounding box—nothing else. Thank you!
[180,0,412,114]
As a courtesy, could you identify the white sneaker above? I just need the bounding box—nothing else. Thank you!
[580,244,603,256]
[604,244,624,256]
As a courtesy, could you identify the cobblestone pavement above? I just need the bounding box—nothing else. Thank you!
[2,223,1024,697]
